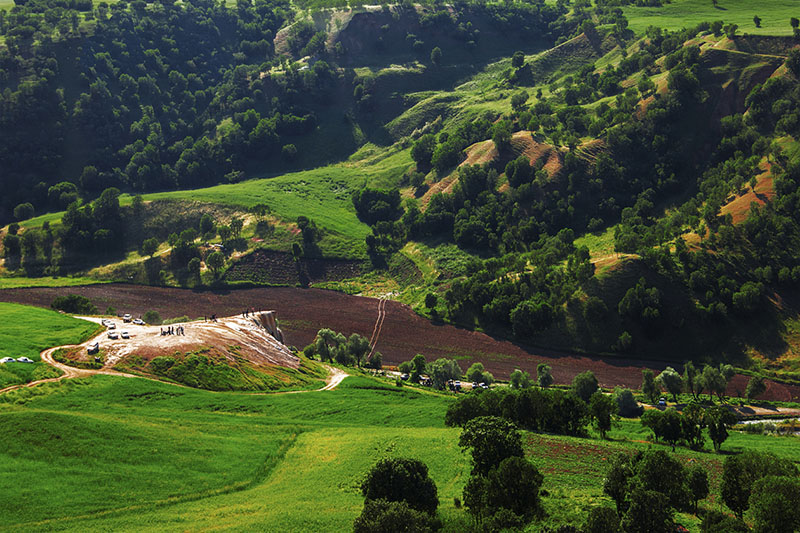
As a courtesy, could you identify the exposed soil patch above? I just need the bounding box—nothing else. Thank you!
[224,249,365,286]
[3,284,798,401]
[719,168,776,225]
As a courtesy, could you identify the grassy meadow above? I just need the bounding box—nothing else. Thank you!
[0,303,101,389]
[624,0,800,36]
[1,370,798,532]
[0,276,109,290]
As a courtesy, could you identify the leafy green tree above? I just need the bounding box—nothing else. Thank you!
[705,405,736,452]
[621,489,674,533]
[659,408,685,451]
[360,457,438,515]
[347,333,370,367]
[51,294,97,314]
[427,358,462,390]
[533,363,551,388]
[411,134,436,169]
[13,203,34,221]
[477,456,543,521]
[572,370,599,403]
[353,499,437,533]
[753,15,761,28]
[491,120,512,152]
[199,214,215,236]
[511,50,525,69]
[459,416,523,477]
[641,368,659,403]
[656,367,683,402]
[206,251,225,277]
[143,310,162,325]
[683,361,699,400]
[750,476,800,533]
[466,362,493,385]
[430,47,442,66]
[603,453,633,515]
[584,506,619,533]
[688,465,709,514]
[188,257,201,282]
[613,388,643,418]
[411,353,427,382]
[229,217,243,237]
[589,391,617,439]
[721,451,798,519]
[510,90,529,112]
[745,376,766,400]
[509,369,532,389]
[140,237,159,258]
[700,511,750,533]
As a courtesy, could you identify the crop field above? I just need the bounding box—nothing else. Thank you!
[0,303,100,389]
[624,0,800,36]
[3,284,799,402]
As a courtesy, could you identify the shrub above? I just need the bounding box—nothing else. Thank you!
[143,310,162,325]
[51,294,98,315]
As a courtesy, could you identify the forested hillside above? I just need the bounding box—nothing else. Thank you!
[3,0,800,379]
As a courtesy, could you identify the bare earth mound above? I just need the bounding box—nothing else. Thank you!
[76,315,298,369]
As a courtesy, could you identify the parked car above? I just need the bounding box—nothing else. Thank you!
[17,357,34,363]
[87,342,99,355]
[108,331,119,340]
[0,357,15,363]
[123,314,132,323]
[133,318,145,325]
[107,323,116,330]
[121,331,130,339]
[658,397,667,407]
[400,373,409,381]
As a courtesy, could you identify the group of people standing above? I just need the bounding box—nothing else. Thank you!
[160,325,185,336]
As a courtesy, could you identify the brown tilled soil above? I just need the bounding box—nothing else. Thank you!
[2,284,798,401]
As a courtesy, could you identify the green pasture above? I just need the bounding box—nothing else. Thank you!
[0,276,108,290]
[624,0,800,36]
[0,303,100,389]
[1,369,798,531]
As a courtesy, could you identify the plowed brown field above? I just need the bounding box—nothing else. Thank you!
[2,284,798,401]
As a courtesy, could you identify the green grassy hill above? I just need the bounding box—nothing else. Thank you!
[1,374,797,531]
[624,0,800,36]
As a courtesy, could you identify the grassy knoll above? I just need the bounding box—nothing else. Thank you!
[624,0,799,36]
[0,303,100,389]
[0,375,458,532]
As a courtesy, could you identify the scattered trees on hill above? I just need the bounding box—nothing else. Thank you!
[721,451,799,520]
[305,329,377,368]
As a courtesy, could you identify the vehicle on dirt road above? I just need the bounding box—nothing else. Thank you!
[108,332,119,340]
[123,314,132,323]
[133,319,145,325]
[121,331,130,339]
[107,323,116,330]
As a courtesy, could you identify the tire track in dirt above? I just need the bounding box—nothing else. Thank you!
[367,298,386,362]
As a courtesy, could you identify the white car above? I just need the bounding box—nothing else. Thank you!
[107,323,116,330]
[0,357,15,363]
[123,314,132,323]
[133,318,145,325]
[17,357,34,363]
[108,331,119,340]
[121,331,130,339]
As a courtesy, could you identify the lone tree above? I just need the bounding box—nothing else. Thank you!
[589,391,617,439]
[140,237,159,258]
[572,370,599,403]
[641,368,659,403]
[745,375,766,400]
[511,50,525,69]
[656,367,683,402]
[459,416,523,477]
[537,363,553,388]
[753,15,761,28]
[687,465,709,514]
[705,405,736,452]
[206,251,225,277]
[430,46,442,66]
[360,457,439,516]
